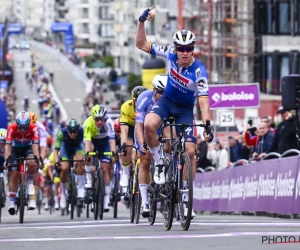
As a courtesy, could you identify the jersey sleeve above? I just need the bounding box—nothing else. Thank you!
[38,123,47,147]
[32,125,40,144]
[5,124,14,145]
[83,118,92,141]
[106,118,115,140]
[195,65,209,97]
[149,44,171,60]
[135,94,148,124]
[54,130,63,150]
[120,103,130,125]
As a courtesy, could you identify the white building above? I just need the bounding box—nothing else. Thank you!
[0,0,13,23]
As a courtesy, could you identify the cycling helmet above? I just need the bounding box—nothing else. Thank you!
[91,104,107,118]
[28,111,37,123]
[114,118,120,133]
[0,128,7,143]
[152,74,168,90]
[131,86,148,100]
[173,30,196,45]
[16,111,30,125]
[66,119,80,133]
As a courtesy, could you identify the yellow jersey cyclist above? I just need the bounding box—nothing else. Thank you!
[83,104,116,212]
[54,119,85,209]
[119,86,147,188]
[43,152,60,210]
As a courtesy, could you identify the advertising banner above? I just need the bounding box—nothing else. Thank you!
[209,83,260,109]
[51,23,74,54]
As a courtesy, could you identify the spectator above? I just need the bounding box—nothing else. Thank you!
[239,133,251,160]
[260,116,275,134]
[195,135,211,170]
[228,136,243,163]
[215,139,229,170]
[263,106,298,155]
[252,122,274,159]
[206,143,217,167]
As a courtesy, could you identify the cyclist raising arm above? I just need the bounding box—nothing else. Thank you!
[136,6,213,217]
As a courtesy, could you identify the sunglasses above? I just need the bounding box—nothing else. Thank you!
[94,117,104,122]
[17,125,29,131]
[155,88,165,95]
[68,130,78,134]
[176,45,194,52]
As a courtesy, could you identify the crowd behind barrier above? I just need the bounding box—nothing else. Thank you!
[193,149,300,217]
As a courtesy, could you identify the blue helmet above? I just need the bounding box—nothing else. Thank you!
[16,111,30,125]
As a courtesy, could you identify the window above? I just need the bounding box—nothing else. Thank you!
[266,3,272,34]
[98,24,113,37]
[278,2,290,34]
[82,23,89,34]
[280,56,289,79]
[98,6,111,19]
[82,8,88,19]
[266,56,273,94]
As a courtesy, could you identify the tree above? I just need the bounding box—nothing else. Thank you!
[102,55,114,67]
[127,73,142,94]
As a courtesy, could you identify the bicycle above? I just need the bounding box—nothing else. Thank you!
[147,159,159,225]
[121,144,140,224]
[5,156,39,224]
[86,151,114,220]
[0,162,6,223]
[158,118,211,231]
[109,151,121,218]
[59,159,84,220]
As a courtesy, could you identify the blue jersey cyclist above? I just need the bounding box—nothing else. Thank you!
[135,74,169,216]
[53,119,85,210]
[136,7,214,217]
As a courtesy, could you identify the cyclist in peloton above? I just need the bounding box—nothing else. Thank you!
[4,111,41,214]
[0,129,6,208]
[83,104,116,212]
[53,119,85,209]
[136,6,214,217]
[135,74,170,216]
[119,86,147,188]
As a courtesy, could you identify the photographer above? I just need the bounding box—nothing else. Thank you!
[252,122,274,159]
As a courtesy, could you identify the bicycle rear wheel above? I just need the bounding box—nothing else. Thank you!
[86,190,90,219]
[19,173,25,224]
[113,164,119,219]
[161,156,174,231]
[129,173,135,223]
[36,187,42,215]
[148,163,157,225]
[178,152,193,231]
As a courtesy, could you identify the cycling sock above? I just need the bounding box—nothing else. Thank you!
[85,165,92,180]
[139,184,148,205]
[122,165,130,175]
[61,182,67,196]
[54,196,58,203]
[183,181,187,189]
[149,145,164,165]
[9,192,16,207]
[104,186,110,203]
[27,174,34,184]
[77,175,85,189]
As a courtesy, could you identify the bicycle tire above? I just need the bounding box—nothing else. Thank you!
[134,167,141,224]
[148,165,157,225]
[86,190,90,218]
[36,188,42,215]
[0,177,3,223]
[162,156,174,231]
[94,168,104,220]
[70,173,75,220]
[19,173,25,224]
[129,173,135,223]
[179,152,193,231]
[113,164,119,219]
[76,205,81,218]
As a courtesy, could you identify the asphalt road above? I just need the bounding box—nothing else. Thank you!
[1,204,300,250]
[6,47,300,250]
[12,46,87,121]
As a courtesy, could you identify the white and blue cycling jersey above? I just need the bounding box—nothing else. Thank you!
[135,90,155,124]
[149,44,209,109]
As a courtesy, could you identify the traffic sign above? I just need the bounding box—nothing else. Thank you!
[219,110,235,127]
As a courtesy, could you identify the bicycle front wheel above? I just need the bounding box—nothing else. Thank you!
[94,168,104,220]
[0,176,4,223]
[134,166,141,224]
[113,164,119,219]
[70,173,76,220]
[178,152,193,231]
[19,173,25,224]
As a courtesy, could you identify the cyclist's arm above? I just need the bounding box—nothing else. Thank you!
[54,131,63,162]
[196,66,210,123]
[107,118,116,153]
[83,123,93,153]
[4,126,13,161]
[4,144,11,161]
[120,107,129,145]
[48,165,54,180]
[135,99,146,146]
[32,126,40,158]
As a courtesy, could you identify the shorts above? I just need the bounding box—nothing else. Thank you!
[60,142,85,161]
[127,125,134,141]
[9,146,33,172]
[0,156,4,171]
[92,137,111,164]
[148,96,197,144]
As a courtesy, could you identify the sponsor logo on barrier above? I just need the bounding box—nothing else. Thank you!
[194,170,295,201]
